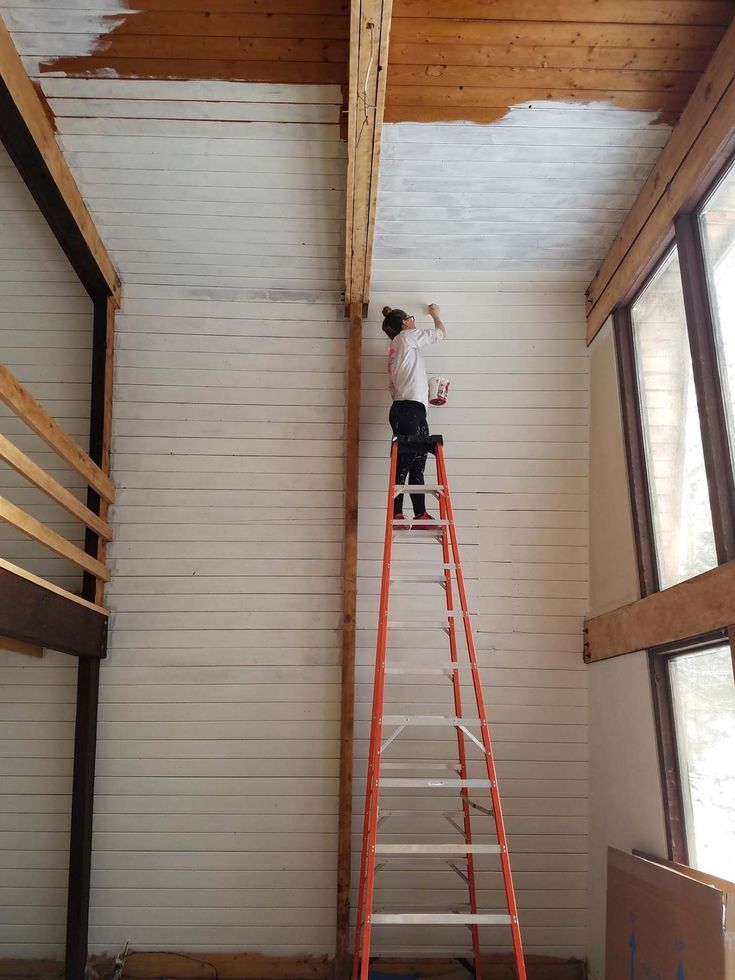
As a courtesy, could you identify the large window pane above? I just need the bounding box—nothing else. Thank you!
[700,160,735,466]
[669,646,735,881]
[631,249,717,589]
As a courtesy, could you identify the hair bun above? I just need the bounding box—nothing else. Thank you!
[381,306,393,316]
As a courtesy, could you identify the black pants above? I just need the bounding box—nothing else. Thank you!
[389,400,429,517]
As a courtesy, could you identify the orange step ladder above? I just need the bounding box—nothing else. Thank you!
[353,434,527,980]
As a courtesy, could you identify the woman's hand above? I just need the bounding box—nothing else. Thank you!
[427,303,446,337]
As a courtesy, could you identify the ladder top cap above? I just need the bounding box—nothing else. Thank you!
[393,433,443,454]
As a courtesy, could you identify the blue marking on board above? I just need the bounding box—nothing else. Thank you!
[629,929,637,980]
[676,961,685,980]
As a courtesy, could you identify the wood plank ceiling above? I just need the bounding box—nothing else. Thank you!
[4,1,734,129]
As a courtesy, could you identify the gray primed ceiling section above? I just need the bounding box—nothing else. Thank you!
[373,103,673,274]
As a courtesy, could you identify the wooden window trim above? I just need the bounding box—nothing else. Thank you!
[675,209,735,563]
[612,307,660,597]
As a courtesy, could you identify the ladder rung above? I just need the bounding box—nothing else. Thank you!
[388,621,450,630]
[371,913,513,926]
[394,485,445,494]
[380,762,460,771]
[389,574,447,583]
[385,663,465,675]
[380,778,494,788]
[382,715,481,726]
[392,518,452,526]
[379,809,465,818]
[375,844,502,855]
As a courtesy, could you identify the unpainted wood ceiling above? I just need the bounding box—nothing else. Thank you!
[4,0,734,126]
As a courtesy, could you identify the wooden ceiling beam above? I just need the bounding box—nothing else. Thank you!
[0,16,119,303]
[344,0,393,309]
[585,18,735,343]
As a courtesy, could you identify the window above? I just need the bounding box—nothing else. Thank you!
[669,645,735,880]
[615,153,735,875]
[700,160,735,466]
[630,249,717,588]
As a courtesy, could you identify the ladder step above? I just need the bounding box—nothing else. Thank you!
[380,762,460,771]
[383,715,481,726]
[394,485,445,494]
[392,518,452,526]
[389,575,447,583]
[371,913,512,926]
[388,621,451,630]
[380,778,494,788]
[379,804,493,818]
[375,844,502,855]
[385,662,469,675]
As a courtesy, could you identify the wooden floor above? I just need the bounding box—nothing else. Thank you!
[0,952,588,979]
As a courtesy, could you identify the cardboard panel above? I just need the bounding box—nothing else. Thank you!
[606,848,732,980]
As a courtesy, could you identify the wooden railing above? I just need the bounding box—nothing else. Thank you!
[0,361,114,613]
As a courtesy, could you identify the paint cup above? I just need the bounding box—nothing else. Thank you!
[429,376,450,406]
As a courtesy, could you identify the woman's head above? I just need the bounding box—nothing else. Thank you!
[382,306,414,340]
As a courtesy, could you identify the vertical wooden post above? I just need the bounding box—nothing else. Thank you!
[65,294,115,979]
[335,302,363,978]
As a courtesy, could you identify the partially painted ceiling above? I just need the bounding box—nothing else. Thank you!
[5,1,733,124]
[2,0,733,274]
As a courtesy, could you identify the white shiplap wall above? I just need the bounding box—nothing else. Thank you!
[0,144,93,958]
[355,271,589,959]
[38,78,347,957]
[587,321,666,980]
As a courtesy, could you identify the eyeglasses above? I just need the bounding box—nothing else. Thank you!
[404,315,415,321]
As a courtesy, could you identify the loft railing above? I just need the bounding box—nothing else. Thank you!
[0,360,113,613]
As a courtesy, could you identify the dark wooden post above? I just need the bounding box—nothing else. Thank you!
[65,295,115,979]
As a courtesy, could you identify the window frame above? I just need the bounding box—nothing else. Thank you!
[613,151,735,864]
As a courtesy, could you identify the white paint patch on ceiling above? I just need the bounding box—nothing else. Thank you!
[42,77,346,296]
[374,101,673,275]
[2,3,130,77]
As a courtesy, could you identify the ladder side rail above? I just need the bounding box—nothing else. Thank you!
[435,444,528,980]
[354,439,399,980]
[438,483,482,974]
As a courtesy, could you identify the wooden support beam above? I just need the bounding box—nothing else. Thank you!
[0,556,107,615]
[584,558,735,662]
[0,495,110,581]
[344,0,393,309]
[585,18,735,343]
[0,363,115,504]
[0,560,108,659]
[0,16,120,303]
[0,634,42,658]
[335,302,362,980]
[0,433,113,541]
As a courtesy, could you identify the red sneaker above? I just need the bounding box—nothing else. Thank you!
[411,511,441,531]
[393,513,410,530]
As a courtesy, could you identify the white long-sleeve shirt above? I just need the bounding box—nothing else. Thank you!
[387,327,444,410]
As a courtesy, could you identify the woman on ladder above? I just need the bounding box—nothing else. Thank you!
[381,302,446,530]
